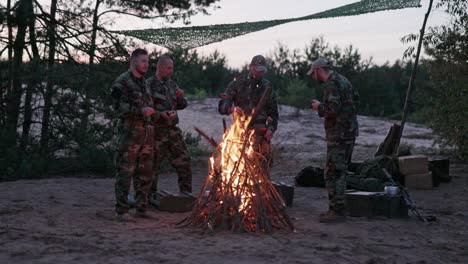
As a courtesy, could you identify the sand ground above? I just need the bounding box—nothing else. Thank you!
[1,99,467,264]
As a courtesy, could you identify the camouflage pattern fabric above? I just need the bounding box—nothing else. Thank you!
[253,135,273,175]
[347,155,399,192]
[218,74,279,163]
[114,124,154,214]
[317,71,359,142]
[325,140,355,213]
[113,1,422,51]
[147,77,192,193]
[147,77,187,127]
[150,126,192,193]
[111,70,155,214]
[296,156,399,192]
[318,71,359,214]
[218,74,279,133]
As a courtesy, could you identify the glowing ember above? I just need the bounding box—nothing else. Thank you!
[179,109,294,233]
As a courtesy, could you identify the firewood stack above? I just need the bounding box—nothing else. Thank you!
[179,107,294,233]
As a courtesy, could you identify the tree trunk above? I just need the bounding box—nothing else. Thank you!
[40,0,58,154]
[7,0,13,68]
[20,10,41,154]
[79,0,101,139]
[6,0,33,139]
[89,0,101,67]
[1,0,14,126]
[20,72,35,153]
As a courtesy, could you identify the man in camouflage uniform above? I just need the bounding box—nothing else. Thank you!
[111,48,157,221]
[308,58,359,223]
[147,55,192,194]
[218,55,279,170]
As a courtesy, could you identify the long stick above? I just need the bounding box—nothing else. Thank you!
[247,86,272,128]
[393,0,434,156]
[382,169,426,222]
[194,126,218,148]
[222,118,227,133]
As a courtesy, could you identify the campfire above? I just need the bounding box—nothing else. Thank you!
[179,89,294,233]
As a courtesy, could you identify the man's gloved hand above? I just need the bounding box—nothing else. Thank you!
[168,110,177,118]
[175,88,184,99]
[161,110,176,121]
[142,107,156,117]
[218,94,233,115]
[264,129,273,141]
[219,93,229,100]
[311,99,321,111]
[231,106,241,115]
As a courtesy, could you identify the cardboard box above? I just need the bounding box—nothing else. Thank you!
[398,155,429,175]
[272,181,294,207]
[405,172,433,190]
[150,190,196,212]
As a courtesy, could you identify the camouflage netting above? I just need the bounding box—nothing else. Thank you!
[113,0,421,50]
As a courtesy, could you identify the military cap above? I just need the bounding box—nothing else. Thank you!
[250,55,268,72]
[307,57,333,75]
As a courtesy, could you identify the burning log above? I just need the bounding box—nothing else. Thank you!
[194,126,218,148]
[222,118,227,133]
[179,87,293,233]
[247,85,271,127]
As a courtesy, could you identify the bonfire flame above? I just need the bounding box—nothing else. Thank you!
[180,109,294,233]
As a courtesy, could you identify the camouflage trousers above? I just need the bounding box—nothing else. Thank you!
[151,126,192,193]
[252,132,273,177]
[114,123,154,214]
[324,139,355,213]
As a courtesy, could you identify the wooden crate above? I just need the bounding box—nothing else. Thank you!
[272,181,294,207]
[346,191,408,218]
[398,155,429,175]
[429,158,450,183]
[405,172,433,190]
[149,190,196,212]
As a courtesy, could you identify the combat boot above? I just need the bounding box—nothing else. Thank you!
[133,210,150,219]
[319,210,346,223]
[149,192,159,207]
[115,212,135,222]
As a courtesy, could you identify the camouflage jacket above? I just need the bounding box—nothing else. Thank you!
[147,77,188,127]
[318,71,359,142]
[218,74,279,132]
[110,70,154,123]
